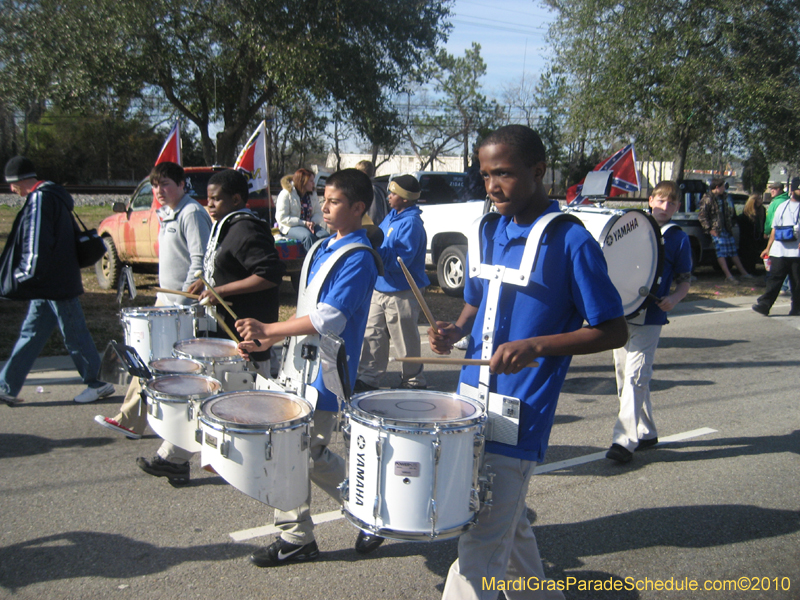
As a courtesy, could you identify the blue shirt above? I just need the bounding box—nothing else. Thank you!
[462,201,623,461]
[643,225,692,326]
[375,206,430,293]
[308,230,378,411]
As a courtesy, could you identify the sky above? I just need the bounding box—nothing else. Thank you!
[443,0,556,98]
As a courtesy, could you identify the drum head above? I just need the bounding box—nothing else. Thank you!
[351,390,481,424]
[201,391,312,430]
[174,338,239,359]
[149,357,204,375]
[569,208,662,316]
[145,374,221,401]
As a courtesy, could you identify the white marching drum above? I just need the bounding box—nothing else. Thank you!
[149,357,205,377]
[564,207,663,316]
[342,390,487,541]
[121,305,198,364]
[173,338,248,390]
[198,391,313,511]
[145,374,222,453]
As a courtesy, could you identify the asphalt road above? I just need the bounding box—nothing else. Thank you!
[1,294,799,600]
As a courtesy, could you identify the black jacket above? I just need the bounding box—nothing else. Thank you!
[0,181,83,300]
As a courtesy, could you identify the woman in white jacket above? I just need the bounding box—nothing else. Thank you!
[275,168,329,251]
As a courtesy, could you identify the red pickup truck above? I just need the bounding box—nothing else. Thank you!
[94,166,303,289]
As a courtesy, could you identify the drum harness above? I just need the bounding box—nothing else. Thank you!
[460,211,584,446]
[274,238,381,408]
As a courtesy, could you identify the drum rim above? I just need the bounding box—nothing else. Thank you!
[173,338,243,362]
[144,374,222,403]
[347,390,486,428]
[120,305,196,317]
[341,504,477,542]
[199,390,313,431]
[148,357,206,375]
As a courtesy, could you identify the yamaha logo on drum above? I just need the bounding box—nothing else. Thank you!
[357,434,366,449]
[606,216,639,247]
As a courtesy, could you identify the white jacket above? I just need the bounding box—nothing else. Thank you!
[275,185,324,234]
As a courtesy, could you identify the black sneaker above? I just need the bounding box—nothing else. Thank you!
[250,537,320,567]
[636,437,659,451]
[606,443,633,464]
[136,456,190,484]
[751,303,770,316]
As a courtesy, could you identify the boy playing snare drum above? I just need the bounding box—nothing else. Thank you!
[429,125,628,600]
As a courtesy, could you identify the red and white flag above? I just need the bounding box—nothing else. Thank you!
[234,121,269,193]
[155,120,182,166]
[566,143,640,204]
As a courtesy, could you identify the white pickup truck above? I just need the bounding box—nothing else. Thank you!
[376,171,486,296]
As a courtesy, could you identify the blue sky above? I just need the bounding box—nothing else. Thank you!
[444,0,556,96]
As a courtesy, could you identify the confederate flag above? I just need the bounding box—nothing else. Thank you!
[566,143,640,204]
[155,120,182,166]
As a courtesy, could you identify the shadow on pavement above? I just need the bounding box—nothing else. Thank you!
[0,433,113,459]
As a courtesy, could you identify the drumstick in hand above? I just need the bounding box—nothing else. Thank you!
[153,287,200,299]
[391,356,538,368]
[193,270,238,321]
[396,256,437,331]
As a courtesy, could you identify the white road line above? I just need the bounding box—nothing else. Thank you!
[676,303,790,319]
[228,426,718,542]
[534,427,718,474]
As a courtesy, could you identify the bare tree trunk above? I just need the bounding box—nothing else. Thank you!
[673,134,691,182]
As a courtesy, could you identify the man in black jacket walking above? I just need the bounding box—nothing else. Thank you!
[0,156,113,406]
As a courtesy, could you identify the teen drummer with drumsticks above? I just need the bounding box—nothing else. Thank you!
[236,168,381,566]
[428,125,627,600]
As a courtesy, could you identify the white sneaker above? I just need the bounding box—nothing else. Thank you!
[74,382,115,404]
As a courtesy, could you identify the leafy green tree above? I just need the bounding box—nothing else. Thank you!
[741,147,770,194]
[543,0,800,180]
[1,0,451,167]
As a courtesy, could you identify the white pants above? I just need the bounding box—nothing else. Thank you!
[612,323,661,452]
[442,453,565,600]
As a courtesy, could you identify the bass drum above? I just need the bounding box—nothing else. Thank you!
[564,207,663,316]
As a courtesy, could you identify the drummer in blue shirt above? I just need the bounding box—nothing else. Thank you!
[429,125,628,600]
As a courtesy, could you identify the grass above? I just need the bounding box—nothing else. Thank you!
[0,204,767,360]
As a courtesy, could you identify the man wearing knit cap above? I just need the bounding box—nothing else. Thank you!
[356,173,429,393]
[0,156,114,406]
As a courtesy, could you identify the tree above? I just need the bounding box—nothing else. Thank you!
[543,0,800,180]
[741,147,770,194]
[404,43,503,170]
[1,0,451,167]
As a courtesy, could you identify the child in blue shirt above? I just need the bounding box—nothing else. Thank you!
[429,125,628,600]
[356,174,430,391]
[607,180,692,464]
[236,168,379,567]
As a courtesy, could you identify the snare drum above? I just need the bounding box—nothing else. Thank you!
[144,374,222,453]
[564,207,663,316]
[198,391,313,510]
[149,357,205,377]
[342,390,486,541]
[121,305,198,363]
[173,338,247,390]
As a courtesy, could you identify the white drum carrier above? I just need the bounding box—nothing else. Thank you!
[342,390,487,541]
[145,374,222,453]
[562,206,663,317]
[120,305,198,364]
[198,391,313,511]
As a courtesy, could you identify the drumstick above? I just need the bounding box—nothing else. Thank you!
[207,308,240,343]
[153,287,200,299]
[396,256,437,330]
[193,270,238,321]
[390,357,539,368]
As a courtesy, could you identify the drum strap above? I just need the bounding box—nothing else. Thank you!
[463,211,584,445]
[278,240,381,406]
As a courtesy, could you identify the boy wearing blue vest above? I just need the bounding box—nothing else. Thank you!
[236,168,380,566]
[429,125,628,600]
[356,174,429,391]
[606,180,692,464]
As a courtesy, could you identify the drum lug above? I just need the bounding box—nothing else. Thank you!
[264,429,273,461]
[479,465,495,507]
[339,478,349,503]
[220,439,230,458]
[373,435,384,521]
[341,418,350,447]
[195,428,202,445]
[187,404,194,422]
[300,430,310,452]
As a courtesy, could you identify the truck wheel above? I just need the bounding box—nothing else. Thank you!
[437,245,467,297]
[95,235,120,290]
